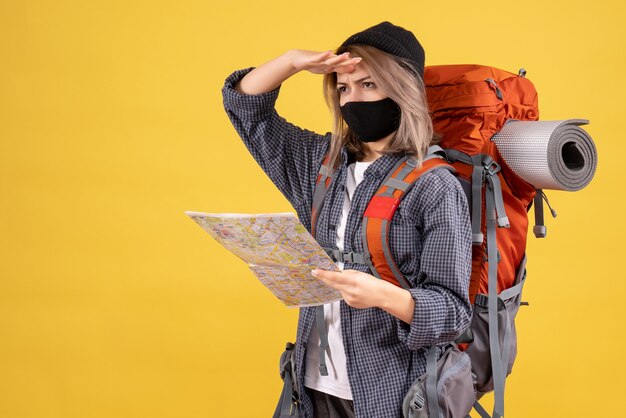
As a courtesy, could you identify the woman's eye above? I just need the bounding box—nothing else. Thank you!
[337,86,346,94]
[363,82,375,88]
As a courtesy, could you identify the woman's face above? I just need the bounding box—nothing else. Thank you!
[336,61,387,107]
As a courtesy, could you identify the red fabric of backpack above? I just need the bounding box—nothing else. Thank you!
[425,64,538,301]
[425,64,540,418]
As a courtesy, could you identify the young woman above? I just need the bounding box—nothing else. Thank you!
[222,22,472,418]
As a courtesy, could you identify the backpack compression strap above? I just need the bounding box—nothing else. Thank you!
[444,149,510,246]
[363,154,455,290]
[444,148,514,418]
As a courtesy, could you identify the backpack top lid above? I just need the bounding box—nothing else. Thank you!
[424,64,539,156]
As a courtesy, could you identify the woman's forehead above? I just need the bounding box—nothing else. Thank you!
[336,64,372,84]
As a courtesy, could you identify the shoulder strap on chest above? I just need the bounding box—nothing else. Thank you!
[311,149,456,290]
[363,151,455,289]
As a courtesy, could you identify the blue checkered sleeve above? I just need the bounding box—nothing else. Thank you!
[221,67,330,208]
[396,170,472,350]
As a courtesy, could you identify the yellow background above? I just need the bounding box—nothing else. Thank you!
[1,0,624,417]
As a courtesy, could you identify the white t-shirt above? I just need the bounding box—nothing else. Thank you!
[304,160,373,400]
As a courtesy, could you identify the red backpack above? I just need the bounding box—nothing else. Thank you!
[425,64,542,418]
[309,65,544,418]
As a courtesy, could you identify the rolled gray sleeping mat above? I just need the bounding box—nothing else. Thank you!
[491,119,597,191]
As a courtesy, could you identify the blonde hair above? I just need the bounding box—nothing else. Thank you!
[322,44,436,168]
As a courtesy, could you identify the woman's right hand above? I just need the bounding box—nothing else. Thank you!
[235,49,361,96]
[287,49,362,75]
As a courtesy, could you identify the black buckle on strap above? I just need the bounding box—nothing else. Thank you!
[341,251,354,263]
[474,294,506,310]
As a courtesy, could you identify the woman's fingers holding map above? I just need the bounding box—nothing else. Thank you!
[311,269,387,309]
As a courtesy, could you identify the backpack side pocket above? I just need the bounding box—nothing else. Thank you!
[402,345,475,418]
[465,254,526,397]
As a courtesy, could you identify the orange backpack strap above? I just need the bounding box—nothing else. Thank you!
[311,149,456,290]
[363,152,456,290]
[309,149,455,379]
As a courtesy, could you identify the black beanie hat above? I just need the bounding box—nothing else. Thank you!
[337,21,425,80]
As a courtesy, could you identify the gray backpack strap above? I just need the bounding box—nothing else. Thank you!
[485,178,505,418]
[315,305,329,376]
[485,160,516,418]
[473,400,492,418]
[470,156,485,245]
[445,149,485,245]
[444,150,511,243]
[425,144,446,160]
[311,155,335,378]
[496,255,527,409]
[441,147,471,165]
[324,248,370,265]
[498,272,526,301]
[426,346,441,418]
[482,156,510,228]
[484,158,515,418]
[311,155,336,238]
[445,148,527,418]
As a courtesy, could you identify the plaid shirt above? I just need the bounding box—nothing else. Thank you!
[222,67,472,418]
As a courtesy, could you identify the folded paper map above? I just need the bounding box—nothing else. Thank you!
[185,211,342,307]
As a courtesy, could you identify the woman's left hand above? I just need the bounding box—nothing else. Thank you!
[312,268,391,309]
[312,268,416,323]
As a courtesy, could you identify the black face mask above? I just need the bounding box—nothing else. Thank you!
[340,97,401,143]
